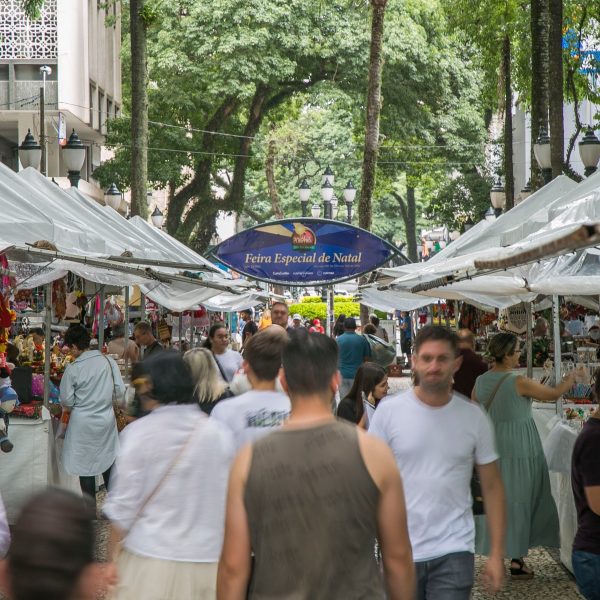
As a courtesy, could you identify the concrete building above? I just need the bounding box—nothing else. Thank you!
[0,0,121,202]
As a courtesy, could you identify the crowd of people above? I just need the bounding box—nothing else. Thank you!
[0,303,598,600]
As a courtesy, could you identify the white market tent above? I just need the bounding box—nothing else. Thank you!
[363,174,598,309]
[8,168,261,309]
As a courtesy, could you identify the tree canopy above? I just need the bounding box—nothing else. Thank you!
[93,0,490,254]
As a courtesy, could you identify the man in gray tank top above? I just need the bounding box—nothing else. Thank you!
[217,328,415,600]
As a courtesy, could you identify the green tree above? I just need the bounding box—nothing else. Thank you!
[97,0,372,252]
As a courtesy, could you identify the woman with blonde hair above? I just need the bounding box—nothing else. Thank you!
[184,348,229,415]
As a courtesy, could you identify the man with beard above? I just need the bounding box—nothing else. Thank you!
[370,325,506,600]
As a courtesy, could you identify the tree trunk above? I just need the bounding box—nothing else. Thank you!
[359,0,387,233]
[393,188,417,262]
[530,0,549,190]
[129,0,149,217]
[359,0,388,326]
[405,186,417,262]
[502,35,515,210]
[265,124,284,220]
[548,0,564,178]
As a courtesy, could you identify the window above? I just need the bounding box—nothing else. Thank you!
[98,90,105,133]
[89,83,96,127]
[107,97,113,122]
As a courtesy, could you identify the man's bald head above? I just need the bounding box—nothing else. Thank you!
[457,328,476,351]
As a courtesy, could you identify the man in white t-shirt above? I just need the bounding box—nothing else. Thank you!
[370,325,506,599]
[211,326,290,450]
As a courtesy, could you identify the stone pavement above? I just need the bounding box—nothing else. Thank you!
[90,518,581,599]
[473,548,583,599]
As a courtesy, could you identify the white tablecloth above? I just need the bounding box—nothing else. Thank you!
[533,403,578,573]
[0,411,79,524]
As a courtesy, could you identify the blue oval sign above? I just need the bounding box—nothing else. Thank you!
[212,219,400,285]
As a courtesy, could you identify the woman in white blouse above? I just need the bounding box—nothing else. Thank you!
[103,351,234,600]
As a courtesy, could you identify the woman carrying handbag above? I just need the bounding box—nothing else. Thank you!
[103,352,235,600]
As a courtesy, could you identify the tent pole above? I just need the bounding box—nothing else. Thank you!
[526,302,533,378]
[98,289,105,350]
[326,288,332,336]
[140,292,146,321]
[179,313,184,353]
[43,283,52,409]
[123,286,130,381]
[552,295,562,417]
[455,301,460,331]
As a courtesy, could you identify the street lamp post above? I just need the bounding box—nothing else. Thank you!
[299,169,356,223]
[533,126,552,185]
[104,183,121,210]
[519,180,532,203]
[463,216,474,232]
[343,181,356,223]
[39,65,52,176]
[578,127,600,177]
[484,206,496,223]
[18,129,42,170]
[61,129,86,187]
[298,179,311,217]
[490,176,506,217]
[321,180,333,219]
[151,206,165,228]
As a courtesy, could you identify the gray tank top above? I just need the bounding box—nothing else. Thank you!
[244,419,384,599]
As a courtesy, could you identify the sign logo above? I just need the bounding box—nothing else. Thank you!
[211,218,403,286]
[291,223,316,251]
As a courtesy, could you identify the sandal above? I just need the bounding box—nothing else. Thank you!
[510,558,534,580]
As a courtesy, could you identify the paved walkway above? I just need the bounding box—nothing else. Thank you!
[473,548,582,599]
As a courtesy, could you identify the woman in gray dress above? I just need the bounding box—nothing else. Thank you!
[60,325,124,509]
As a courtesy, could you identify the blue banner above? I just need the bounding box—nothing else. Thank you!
[212,219,399,285]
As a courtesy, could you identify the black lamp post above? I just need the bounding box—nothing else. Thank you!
[533,126,552,185]
[320,180,334,219]
[61,129,86,187]
[151,206,165,228]
[484,206,496,223]
[578,127,600,177]
[18,129,42,170]
[104,183,121,210]
[490,176,506,217]
[299,170,356,222]
[343,181,356,223]
[298,178,311,217]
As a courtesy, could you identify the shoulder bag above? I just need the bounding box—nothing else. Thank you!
[471,373,510,515]
[103,355,128,433]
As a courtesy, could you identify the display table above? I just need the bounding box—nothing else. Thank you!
[533,403,578,573]
[0,409,79,523]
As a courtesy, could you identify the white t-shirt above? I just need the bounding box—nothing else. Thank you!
[213,349,243,383]
[103,404,235,562]
[211,390,290,451]
[369,390,498,561]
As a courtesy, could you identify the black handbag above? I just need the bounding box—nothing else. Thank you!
[471,373,510,515]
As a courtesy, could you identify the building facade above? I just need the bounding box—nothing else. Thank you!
[0,0,121,200]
